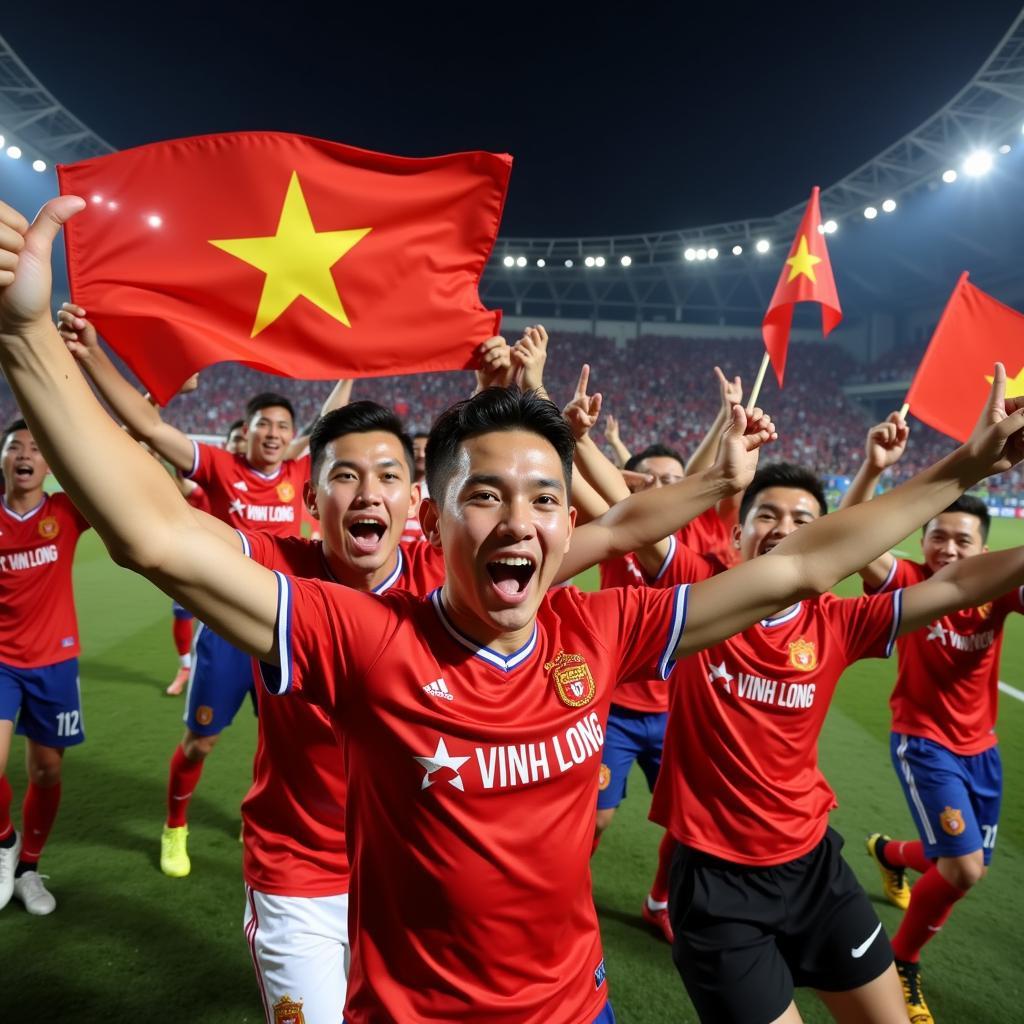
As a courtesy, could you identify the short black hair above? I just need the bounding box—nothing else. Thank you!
[426,387,575,505]
[625,443,686,474]
[927,494,990,542]
[309,401,415,479]
[1,418,28,448]
[225,418,245,439]
[244,392,295,426]
[413,431,430,442]
[739,462,828,523]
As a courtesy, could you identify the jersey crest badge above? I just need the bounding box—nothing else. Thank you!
[940,806,965,836]
[38,516,59,540]
[195,705,214,727]
[788,637,817,673]
[598,764,611,791]
[272,996,305,1024]
[277,481,296,503]
[976,602,993,620]
[546,650,595,708]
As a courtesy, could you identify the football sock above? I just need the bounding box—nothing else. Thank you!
[879,837,931,874]
[172,617,193,660]
[0,775,12,842]
[178,653,192,670]
[167,744,204,828]
[20,781,61,864]
[649,832,678,904]
[890,865,965,962]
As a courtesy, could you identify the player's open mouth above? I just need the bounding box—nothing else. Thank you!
[13,465,33,480]
[348,517,387,554]
[486,556,536,601]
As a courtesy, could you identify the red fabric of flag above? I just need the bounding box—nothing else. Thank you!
[761,186,842,386]
[906,272,1024,442]
[57,132,511,404]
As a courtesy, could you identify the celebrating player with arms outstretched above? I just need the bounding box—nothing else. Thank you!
[0,418,90,916]
[4,196,1024,1024]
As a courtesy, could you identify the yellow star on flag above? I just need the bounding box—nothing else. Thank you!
[210,172,371,337]
[785,235,822,284]
[985,365,1024,393]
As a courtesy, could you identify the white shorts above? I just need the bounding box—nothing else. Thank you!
[243,885,350,1024]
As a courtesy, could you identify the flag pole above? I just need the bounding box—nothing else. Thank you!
[899,402,909,419]
[746,352,771,414]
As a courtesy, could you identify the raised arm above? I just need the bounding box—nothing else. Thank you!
[603,414,631,468]
[686,367,742,476]
[838,411,910,588]
[510,325,549,400]
[57,304,196,473]
[678,369,1024,656]
[2,197,279,659]
[285,378,354,459]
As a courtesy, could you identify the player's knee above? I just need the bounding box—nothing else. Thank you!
[27,750,62,787]
[595,808,616,835]
[182,732,218,760]
[938,854,985,890]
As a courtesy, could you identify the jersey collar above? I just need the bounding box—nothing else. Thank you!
[761,602,803,628]
[1,495,46,521]
[429,588,538,673]
[316,543,404,594]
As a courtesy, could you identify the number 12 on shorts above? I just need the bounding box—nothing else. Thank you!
[56,710,80,737]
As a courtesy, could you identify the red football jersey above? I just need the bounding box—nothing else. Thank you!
[599,535,716,713]
[239,535,446,896]
[678,504,740,571]
[0,493,90,667]
[870,558,1023,755]
[261,578,687,1023]
[186,441,309,536]
[651,590,902,866]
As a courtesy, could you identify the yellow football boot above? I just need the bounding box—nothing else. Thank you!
[160,825,191,878]
[896,959,934,1024]
[866,832,910,910]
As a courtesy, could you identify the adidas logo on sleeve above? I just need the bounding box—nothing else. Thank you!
[422,678,454,702]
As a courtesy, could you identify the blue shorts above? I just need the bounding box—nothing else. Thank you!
[171,601,194,622]
[184,625,256,737]
[891,733,1002,865]
[597,706,667,811]
[0,658,85,748]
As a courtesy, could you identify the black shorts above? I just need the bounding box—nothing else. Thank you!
[668,827,893,1024]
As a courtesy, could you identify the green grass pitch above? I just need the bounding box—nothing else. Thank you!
[3,521,1024,1021]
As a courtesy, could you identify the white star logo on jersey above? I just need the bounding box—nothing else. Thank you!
[708,661,733,694]
[229,498,246,515]
[414,737,470,791]
[926,622,948,646]
[232,480,249,491]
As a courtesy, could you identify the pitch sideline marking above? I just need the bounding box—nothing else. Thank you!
[998,681,1024,704]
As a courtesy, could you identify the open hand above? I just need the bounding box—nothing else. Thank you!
[963,363,1024,479]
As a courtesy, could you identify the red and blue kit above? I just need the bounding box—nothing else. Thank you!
[651,591,902,864]
[186,442,309,537]
[678,505,739,571]
[238,533,445,897]
[261,578,687,1024]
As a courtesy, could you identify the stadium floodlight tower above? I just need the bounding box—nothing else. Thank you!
[0,33,115,168]
[484,7,1024,325]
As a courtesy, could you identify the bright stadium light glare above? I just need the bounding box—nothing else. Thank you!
[564,258,574,268]
[755,239,770,254]
[863,206,878,220]
[941,168,958,183]
[91,194,103,204]
[0,135,4,149]
[999,144,1012,155]
[823,219,838,234]
[620,255,632,266]
[881,199,896,213]
[584,256,595,267]
[515,256,527,267]
[696,248,707,261]
[962,150,993,177]
[708,247,719,260]
[107,201,118,210]
[502,255,514,267]
[536,258,546,268]
[732,244,743,255]
[32,159,46,173]
[146,214,162,228]
[683,248,696,261]
[6,146,22,160]
[595,256,606,267]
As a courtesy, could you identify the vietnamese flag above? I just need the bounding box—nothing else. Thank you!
[761,186,842,386]
[57,132,511,404]
[905,272,1024,442]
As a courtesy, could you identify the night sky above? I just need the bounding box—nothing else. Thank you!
[2,2,1022,236]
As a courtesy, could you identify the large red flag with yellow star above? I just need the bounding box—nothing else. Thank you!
[762,186,841,386]
[905,272,1024,442]
[57,132,511,404]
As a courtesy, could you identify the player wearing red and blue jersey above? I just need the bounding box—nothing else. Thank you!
[0,419,90,916]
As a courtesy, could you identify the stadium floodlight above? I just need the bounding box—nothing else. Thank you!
[942,168,958,183]
[584,256,595,267]
[502,255,514,267]
[696,248,707,261]
[32,159,47,173]
[707,247,718,260]
[91,194,103,203]
[564,258,574,268]
[515,256,527,267]
[863,206,878,220]
[536,258,546,268]
[732,244,743,256]
[823,219,838,234]
[595,256,606,267]
[962,150,993,177]
[755,239,770,254]
[107,201,118,210]
[683,248,696,261]
[0,135,4,149]
[999,144,1011,155]
[146,214,163,228]
[620,255,632,267]
[881,199,896,213]
[6,146,22,159]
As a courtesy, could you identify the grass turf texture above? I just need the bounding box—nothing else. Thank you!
[3,521,1023,1021]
